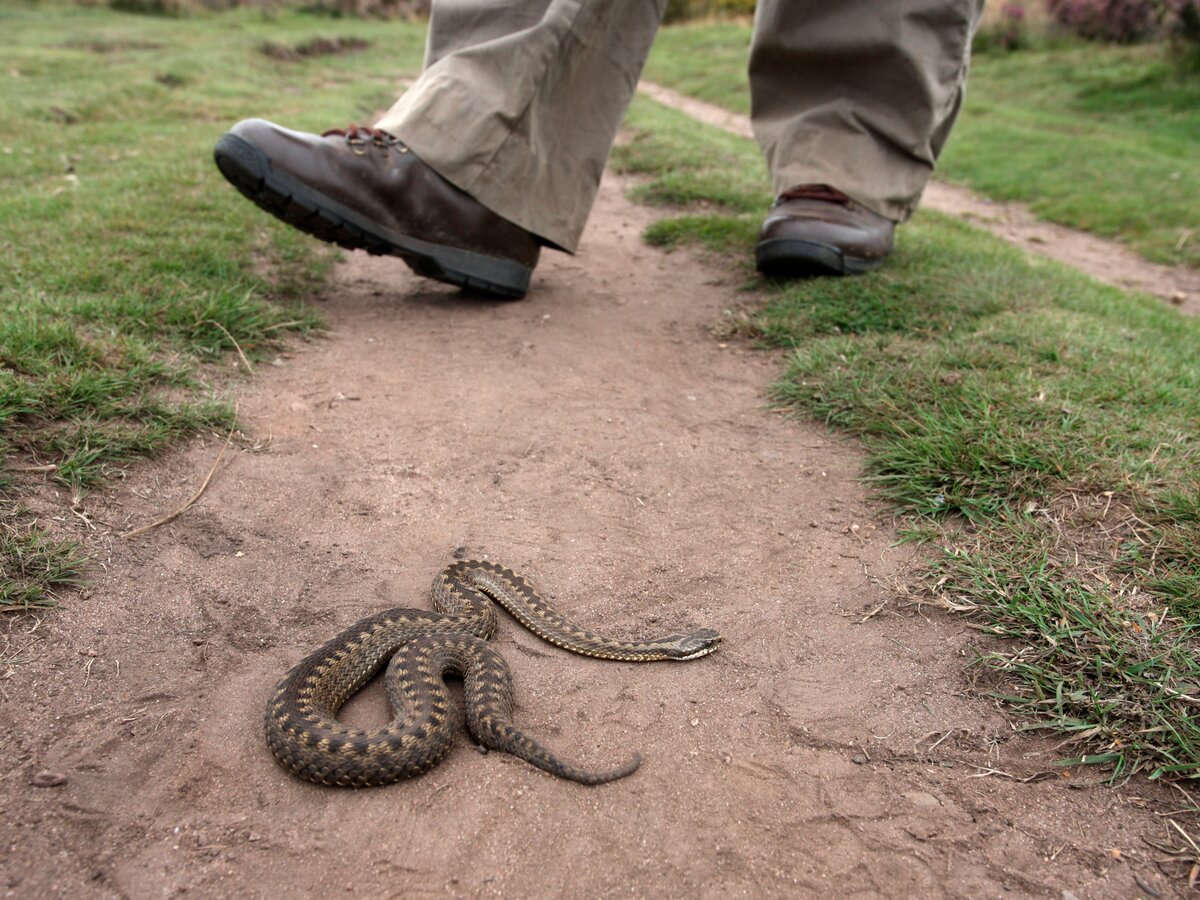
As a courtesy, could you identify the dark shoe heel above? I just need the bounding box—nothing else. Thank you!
[756,238,886,278]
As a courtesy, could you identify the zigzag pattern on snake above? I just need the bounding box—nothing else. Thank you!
[265,560,722,787]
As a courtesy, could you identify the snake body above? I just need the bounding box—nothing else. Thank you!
[266,560,721,787]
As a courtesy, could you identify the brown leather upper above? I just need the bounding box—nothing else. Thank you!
[759,186,895,261]
[229,118,540,268]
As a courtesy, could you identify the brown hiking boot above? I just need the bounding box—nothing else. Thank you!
[213,119,540,299]
[755,184,895,277]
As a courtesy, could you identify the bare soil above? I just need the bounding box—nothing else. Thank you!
[0,174,1190,899]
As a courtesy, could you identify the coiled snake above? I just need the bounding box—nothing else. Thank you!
[266,560,721,787]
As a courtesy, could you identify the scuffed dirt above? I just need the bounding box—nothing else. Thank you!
[0,173,1188,898]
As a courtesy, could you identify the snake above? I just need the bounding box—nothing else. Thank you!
[265,560,722,787]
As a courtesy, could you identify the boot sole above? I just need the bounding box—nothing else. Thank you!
[213,133,531,299]
[755,238,886,278]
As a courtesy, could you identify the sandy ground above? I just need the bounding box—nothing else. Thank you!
[638,82,1200,317]
[0,172,1193,899]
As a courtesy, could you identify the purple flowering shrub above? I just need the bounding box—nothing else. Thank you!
[1164,0,1200,68]
[1046,0,1161,43]
[999,3,1030,48]
[974,2,1031,51]
[1164,0,1200,41]
[1044,0,1200,67]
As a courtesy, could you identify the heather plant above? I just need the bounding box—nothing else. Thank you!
[976,2,1031,51]
[1046,0,1161,42]
[1164,0,1200,68]
[1169,0,1200,35]
[1045,0,1200,69]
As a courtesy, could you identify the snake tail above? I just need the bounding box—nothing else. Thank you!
[471,718,642,785]
[458,638,642,785]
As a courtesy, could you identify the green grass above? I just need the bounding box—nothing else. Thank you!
[614,96,1200,779]
[0,516,88,610]
[1,4,428,607]
[642,23,1200,268]
[643,22,755,113]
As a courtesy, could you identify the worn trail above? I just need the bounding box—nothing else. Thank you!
[0,173,1182,898]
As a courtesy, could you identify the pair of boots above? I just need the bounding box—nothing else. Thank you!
[215,2,982,298]
[215,119,894,299]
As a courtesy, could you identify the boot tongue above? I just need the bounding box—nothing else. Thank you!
[778,184,853,205]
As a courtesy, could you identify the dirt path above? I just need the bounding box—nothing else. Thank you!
[638,82,1200,316]
[0,173,1186,899]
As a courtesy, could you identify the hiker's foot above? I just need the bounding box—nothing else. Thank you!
[755,185,895,278]
[213,119,540,299]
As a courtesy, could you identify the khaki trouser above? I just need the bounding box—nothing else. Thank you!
[376,0,985,252]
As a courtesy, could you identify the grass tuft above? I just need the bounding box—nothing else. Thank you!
[930,511,1200,780]
[0,515,88,611]
[643,215,759,256]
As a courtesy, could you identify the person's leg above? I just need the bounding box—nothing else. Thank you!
[750,0,985,276]
[375,0,667,253]
[218,1,667,301]
[214,0,665,298]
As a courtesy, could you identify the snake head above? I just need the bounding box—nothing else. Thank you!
[665,628,722,660]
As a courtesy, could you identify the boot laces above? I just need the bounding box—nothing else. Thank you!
[321,124,408,154]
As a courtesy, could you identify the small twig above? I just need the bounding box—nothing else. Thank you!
[1168,782,1200,809]
[206,319,255,376]
[884,635,915,655]
[964,764,1053,783]
[927,729,958,752]
[859,601,888,623]
[70,504,96,531]
[966,764,1018,779]
[1169,819,1200,856]
[260,319,309,333]
[120,425,235,539]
